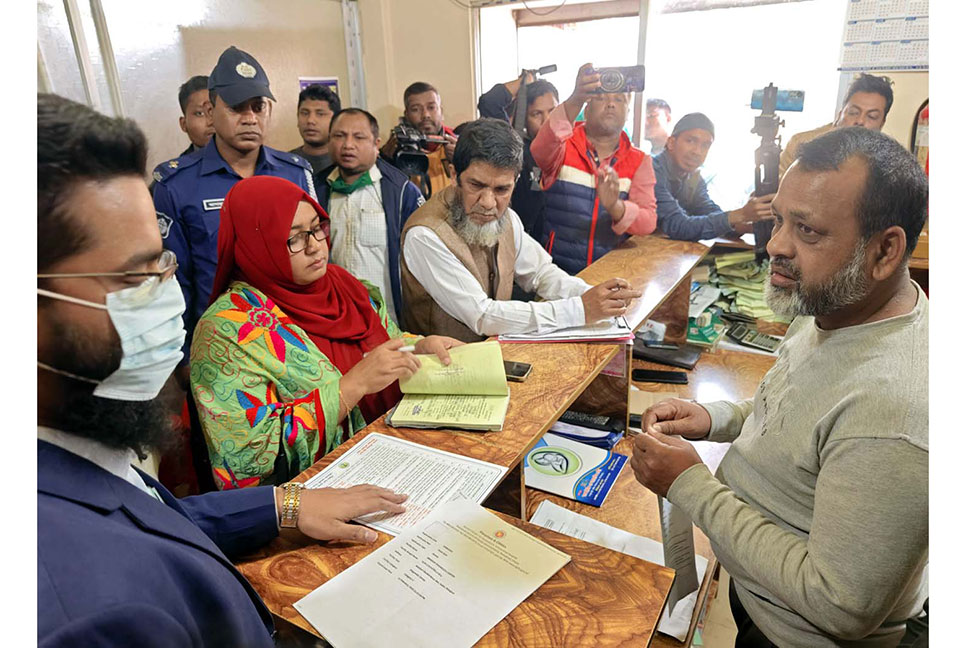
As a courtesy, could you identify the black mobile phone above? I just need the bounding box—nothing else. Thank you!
[632,368,689,385]
[504,360,533,382]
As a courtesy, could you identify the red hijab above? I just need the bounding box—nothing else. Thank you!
[211,176,400,422]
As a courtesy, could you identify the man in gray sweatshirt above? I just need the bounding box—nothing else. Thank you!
[631,127,928,648]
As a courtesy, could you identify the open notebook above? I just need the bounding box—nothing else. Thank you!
[387,340,509,431]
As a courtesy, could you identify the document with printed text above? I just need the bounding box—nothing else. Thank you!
[529,501,707,641]
[305,433,507,536]
[294,500,571,648]
[389,340,510,431]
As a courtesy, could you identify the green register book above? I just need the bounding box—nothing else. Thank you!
[387,340,510,431]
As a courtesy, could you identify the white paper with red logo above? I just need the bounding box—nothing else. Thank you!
[294,500,571,648]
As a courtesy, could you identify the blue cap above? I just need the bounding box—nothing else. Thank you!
[208,46,274,106]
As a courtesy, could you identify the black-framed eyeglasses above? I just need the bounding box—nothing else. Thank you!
[287,221,329,254]
[37,249,179,305]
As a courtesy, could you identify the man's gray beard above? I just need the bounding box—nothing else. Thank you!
[450,200,509,248]
[764,242,871,319]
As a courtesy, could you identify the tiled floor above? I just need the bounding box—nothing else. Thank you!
[699,569,738,647]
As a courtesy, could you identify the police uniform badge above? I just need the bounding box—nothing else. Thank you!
[168,160,179,169]
[153,170,163,182]
[236,62,257,79]
[156,211,173,239]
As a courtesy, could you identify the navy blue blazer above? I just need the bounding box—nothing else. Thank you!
[38,440,279,647]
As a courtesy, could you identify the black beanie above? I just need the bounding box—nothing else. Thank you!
[671,112,715,138]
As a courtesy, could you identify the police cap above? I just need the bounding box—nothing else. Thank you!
[208,46,275,107]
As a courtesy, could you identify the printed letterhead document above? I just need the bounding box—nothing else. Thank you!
[304,433,507,536]
[294,500,571,648]
[529,501,707,641]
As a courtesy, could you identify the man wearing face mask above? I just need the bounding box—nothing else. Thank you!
[400,118,641,342]
[531,63,658,275]
[37,93,408,646]
[153,46,316,383]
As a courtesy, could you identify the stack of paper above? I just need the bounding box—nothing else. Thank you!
[708,252,780,321]
[499,316,632,343]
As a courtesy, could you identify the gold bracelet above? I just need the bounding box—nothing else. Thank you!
[280,482,303,529]
[338,386,351,415]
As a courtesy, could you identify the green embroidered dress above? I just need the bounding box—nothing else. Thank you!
[190,280,408,490]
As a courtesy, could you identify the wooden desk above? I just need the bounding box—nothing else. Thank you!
[523,348,778,648]
[235,236,708,645]
[239,509,674,646]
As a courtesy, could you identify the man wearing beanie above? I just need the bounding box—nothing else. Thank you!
[652,112,775,241]
[153,46,317,383]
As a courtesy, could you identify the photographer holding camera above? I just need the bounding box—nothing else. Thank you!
[531,63,657,275]
[477,72,559,242]
[381,82,458,199]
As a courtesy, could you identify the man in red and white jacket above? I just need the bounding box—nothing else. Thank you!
[531,63,658,275]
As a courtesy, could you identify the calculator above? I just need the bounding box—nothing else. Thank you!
[726,322,782,353]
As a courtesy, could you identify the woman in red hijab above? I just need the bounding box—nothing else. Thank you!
[190,176,460,489]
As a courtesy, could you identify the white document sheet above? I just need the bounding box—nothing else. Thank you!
[529,500,708,641]
[294,500,571,648]
[304,433,507,536]
[659,496,700,615]
[498,316,631,342]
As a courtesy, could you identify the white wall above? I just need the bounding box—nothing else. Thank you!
[39,0,482,171]
[359,0,477,136]
[39,0,351,173]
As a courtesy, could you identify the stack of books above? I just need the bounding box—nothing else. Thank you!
[547,410,625,450]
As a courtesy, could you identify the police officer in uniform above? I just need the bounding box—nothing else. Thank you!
[153,46,316,381]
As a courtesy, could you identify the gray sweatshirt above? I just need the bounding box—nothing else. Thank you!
[669,283,928,647]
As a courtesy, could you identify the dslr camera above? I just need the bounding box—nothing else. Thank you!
[595,65,645,93]
[391,121,447,177]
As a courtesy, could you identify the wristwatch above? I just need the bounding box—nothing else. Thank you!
[280,482,304,529]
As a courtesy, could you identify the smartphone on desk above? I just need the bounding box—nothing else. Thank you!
[504,360,533,382]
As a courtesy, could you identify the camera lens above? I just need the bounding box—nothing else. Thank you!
[599,70,624,93]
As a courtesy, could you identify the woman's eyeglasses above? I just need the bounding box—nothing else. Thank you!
[287,221,329,254]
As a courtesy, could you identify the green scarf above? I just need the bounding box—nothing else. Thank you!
[328,170,374,194]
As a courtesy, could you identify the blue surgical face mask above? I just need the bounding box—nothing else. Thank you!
[37,278,186,401]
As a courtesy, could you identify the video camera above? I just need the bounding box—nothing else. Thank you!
[390,121,449,196]
[750,83,804,261]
